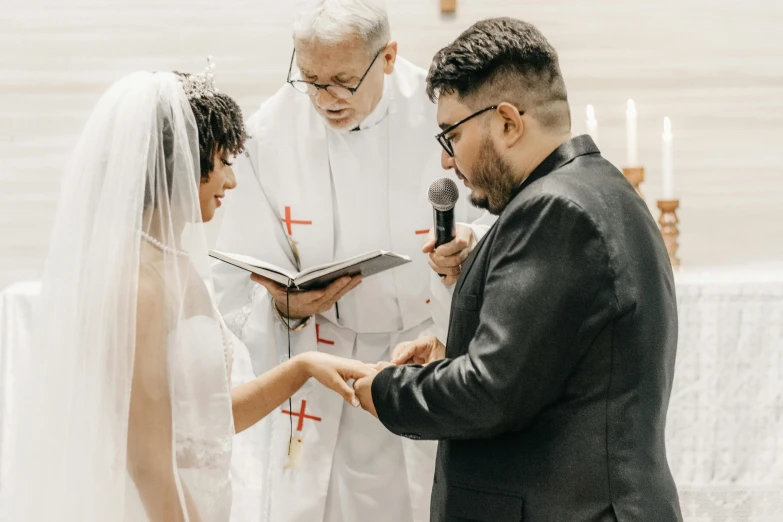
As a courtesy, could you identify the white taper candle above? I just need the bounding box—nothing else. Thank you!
[661,117,674,199]
[626,99,638,166]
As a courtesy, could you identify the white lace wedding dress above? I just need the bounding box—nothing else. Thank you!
[168,312,236,522]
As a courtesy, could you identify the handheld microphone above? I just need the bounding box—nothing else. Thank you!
[428,177,460,248]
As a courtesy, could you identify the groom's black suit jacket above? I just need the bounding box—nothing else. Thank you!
[372,136,683,522]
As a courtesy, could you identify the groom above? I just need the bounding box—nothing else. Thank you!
[355,17,684,522]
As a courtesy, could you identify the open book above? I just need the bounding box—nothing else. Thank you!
[209,249,411,291]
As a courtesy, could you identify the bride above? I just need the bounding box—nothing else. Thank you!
[2,64,375,522]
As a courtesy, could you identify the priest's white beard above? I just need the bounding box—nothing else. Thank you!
[313,100,362,132]
[321,111,361,132]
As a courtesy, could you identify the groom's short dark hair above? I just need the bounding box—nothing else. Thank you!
[426,18,571,132]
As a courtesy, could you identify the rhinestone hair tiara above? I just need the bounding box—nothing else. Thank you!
[181,56,219,100]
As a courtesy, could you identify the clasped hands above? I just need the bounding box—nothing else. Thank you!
[289,336,445,418]
[353,335,446,417]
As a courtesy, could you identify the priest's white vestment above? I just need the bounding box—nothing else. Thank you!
[213,57,492,522]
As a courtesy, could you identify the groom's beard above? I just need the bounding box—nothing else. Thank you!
[469,138,519,215]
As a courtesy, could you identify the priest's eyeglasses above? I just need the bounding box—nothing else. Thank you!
[436,106,524,157]
[287,47,384,100]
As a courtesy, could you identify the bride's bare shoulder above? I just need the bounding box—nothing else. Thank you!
[137,263,165,299]
[135,264,168,328]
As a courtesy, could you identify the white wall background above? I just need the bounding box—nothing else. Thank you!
[1,0,782,291]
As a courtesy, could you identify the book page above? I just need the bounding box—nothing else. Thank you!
[294,250,386,281]
[209,250,298,281]
[295,252,410,289]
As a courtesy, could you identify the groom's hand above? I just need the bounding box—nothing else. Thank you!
[392,336,445,365]
[374,361,394,371]
[353,373,378,418]
[422,225,476,287]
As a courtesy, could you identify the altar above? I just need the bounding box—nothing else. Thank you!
[0,281,40,493]
[667,265,783,521]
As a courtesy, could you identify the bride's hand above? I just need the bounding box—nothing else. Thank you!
[295,352,377,407]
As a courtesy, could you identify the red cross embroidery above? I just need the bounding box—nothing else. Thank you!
[282,206,313,236]
[426,299,431,304]
[415,229,430,235]
[281,399,322,431]
[316,324,334,345]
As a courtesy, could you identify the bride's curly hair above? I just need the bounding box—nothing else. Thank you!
[176,72,247,182]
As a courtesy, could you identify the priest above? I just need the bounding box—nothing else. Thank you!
[211,1,492,521]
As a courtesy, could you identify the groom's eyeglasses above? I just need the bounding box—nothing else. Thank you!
[436,106,524,157]
[287,47,385,100]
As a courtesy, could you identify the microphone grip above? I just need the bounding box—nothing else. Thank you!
[433,208,456,248]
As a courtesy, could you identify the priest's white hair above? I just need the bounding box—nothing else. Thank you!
[293,0,390,51]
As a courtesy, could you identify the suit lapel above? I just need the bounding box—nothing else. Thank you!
[454,224,494,294]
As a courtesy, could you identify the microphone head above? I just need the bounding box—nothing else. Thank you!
[428,177,459,212]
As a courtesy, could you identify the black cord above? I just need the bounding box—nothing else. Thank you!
[286,286,293,454]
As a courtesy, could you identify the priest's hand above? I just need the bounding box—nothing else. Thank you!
[353,372,378,418]
[422,225,477,286]
[251,274,363,320]
[391,336,446,365]
[298,352,377,408]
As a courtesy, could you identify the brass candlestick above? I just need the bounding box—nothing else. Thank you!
[657,199,680,269]
[623,166,645,199]
[440,0,456,12]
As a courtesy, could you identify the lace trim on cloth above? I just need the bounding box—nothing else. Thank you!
[176,433,233,520]
[679,486,783,522]
[668,276,783,522]
[176,434,232,469]
[227,283,260,340]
